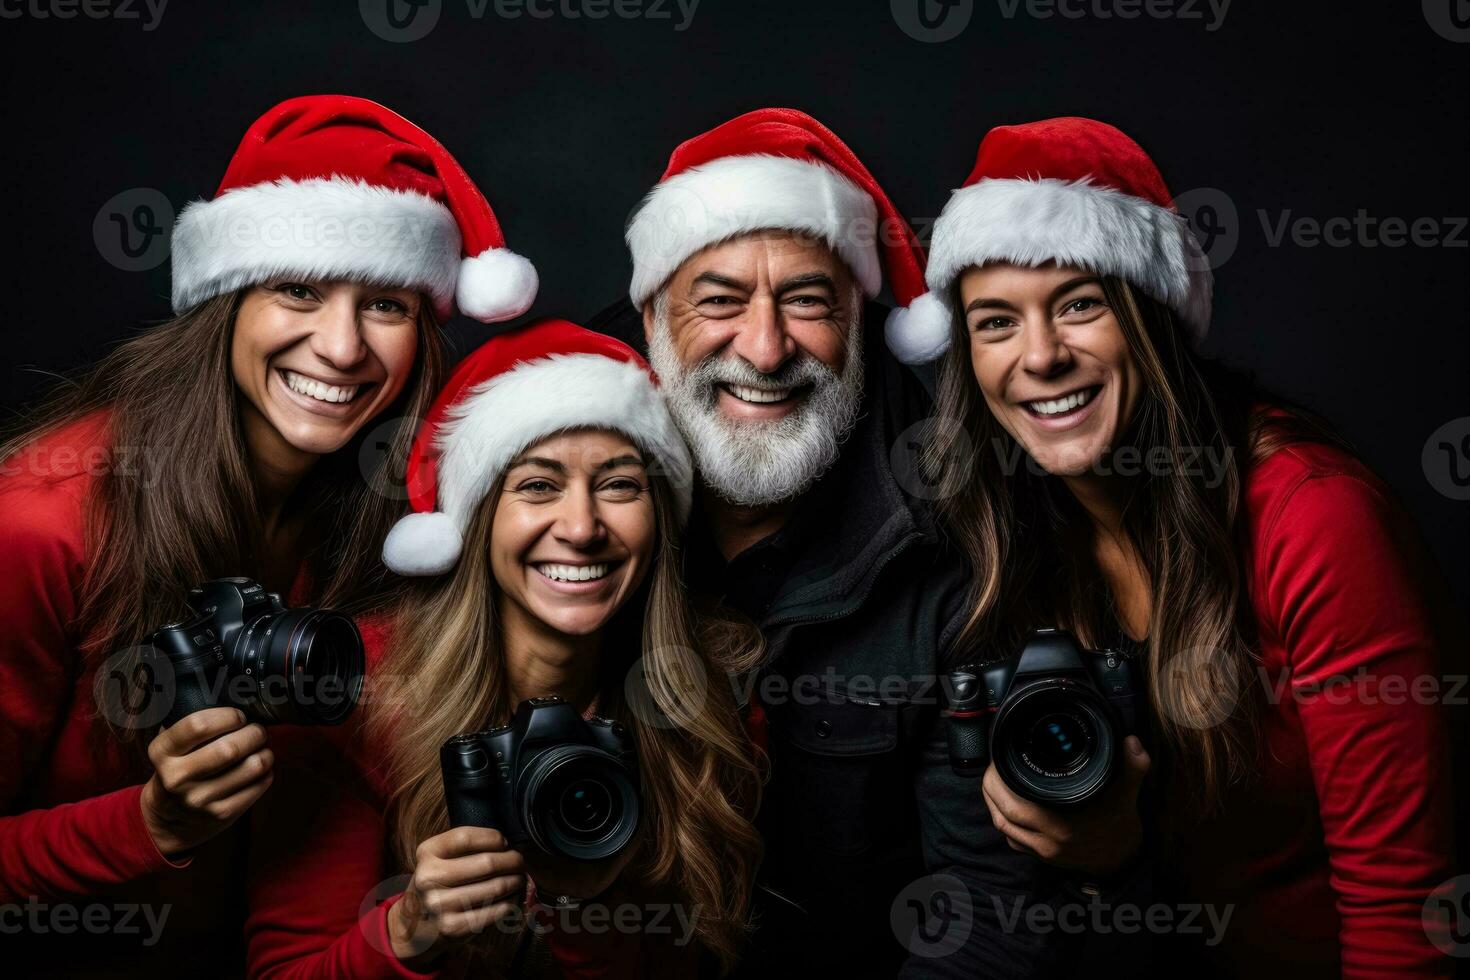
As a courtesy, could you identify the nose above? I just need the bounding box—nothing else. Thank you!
[551,485,607,551]
[1019,317,1074,378]
[729,293,796,375]
[308,294,368,370]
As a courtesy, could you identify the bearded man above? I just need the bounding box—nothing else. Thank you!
[586,109,1092,978]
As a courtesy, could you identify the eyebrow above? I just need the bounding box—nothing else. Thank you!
[776,272,837,295]
[691,272,752,293]
[507,453,646,474]
[963,276,1103,314]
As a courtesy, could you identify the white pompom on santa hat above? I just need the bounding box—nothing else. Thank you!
[170,94,537,324]
[382,318,693,577]
[885,116,1213,365]
[624,107,928,323]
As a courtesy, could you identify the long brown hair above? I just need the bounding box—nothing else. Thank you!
[0,290,445,737]
[927,275,1350,814]
[370,462,766,973]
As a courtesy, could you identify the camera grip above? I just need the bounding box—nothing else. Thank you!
[162,669,218,729]
[946,712,990,777]
[443,781,500,830]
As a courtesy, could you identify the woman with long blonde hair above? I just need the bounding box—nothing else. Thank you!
[245,319,765,978]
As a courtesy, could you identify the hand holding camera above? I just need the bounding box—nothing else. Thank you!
[439,697,642,905]
[138,577,366,859]
[947,628,1151,875]
[386,825,527,969]
[140,707,273,859]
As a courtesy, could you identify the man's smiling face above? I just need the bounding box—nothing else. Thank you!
[643,231,866,507]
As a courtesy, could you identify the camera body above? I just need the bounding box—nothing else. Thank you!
[441,697,641,862]
[149,577,364,727]
[947,628,1139,807]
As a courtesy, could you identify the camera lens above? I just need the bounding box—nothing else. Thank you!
[558,779,614,835]
[1022,710,1091,777]
[991,681,1117,807]
[231,608,364,725]
[520,746,639,862]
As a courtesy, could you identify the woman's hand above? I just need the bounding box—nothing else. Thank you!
[981,735,1150,877]
[140,707,274,859]
[388,826,527,967]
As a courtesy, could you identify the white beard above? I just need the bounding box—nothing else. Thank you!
[647,295,865,507]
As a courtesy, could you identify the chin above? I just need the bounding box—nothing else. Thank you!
[532,605,615,637]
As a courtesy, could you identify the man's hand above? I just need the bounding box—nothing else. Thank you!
[980,735,1150,876]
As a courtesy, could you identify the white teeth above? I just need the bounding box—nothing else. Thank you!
[535,563,611,583]
[725,383,793,404]
[283,369,360,404]
[1027,388,1095,417]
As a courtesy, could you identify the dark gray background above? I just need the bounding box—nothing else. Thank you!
[2,0,1466,612]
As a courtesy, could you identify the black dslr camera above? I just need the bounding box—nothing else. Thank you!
[441,697,640,862]
[149,577,365,727]
[947,628,1139,807]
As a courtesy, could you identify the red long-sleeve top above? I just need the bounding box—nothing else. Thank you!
[243,617,706,979]
[0,411,305,970]
[1173,440,1457,977]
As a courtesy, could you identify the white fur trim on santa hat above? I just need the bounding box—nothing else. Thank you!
[456,247,539,324]
[625,154,882,309]
[890,177,1213,364]
[382,511,463,577]
[383,353,694,576]
[884,292,955,366]
[170,176,462,317]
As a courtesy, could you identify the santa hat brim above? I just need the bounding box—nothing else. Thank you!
[382,353,693,577]
[625,154,882,309]
[171,176,538,324]
[886,177,1212,365]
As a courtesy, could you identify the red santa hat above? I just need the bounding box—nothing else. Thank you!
[170,94,538,324]
[885,116,1212,365]
[382,318,693,577]
[625,107,927,317]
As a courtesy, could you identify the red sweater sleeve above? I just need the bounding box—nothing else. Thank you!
[0,473,179,901]
[1258,466,1455,978]
[244,732,436,980]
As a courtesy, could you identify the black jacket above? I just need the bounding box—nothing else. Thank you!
[588,299,1076,978]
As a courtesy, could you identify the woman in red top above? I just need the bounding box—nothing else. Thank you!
[0,95,538,971]
[884,117,1457,977]
[244,319,765,979]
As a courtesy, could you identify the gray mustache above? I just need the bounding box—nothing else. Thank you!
[688,354,835,391]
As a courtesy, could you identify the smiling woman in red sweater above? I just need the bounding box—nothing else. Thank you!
[0,94,540,972]
[884,117,1457,977]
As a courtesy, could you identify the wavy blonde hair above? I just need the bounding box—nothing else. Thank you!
[369,458,766,972]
